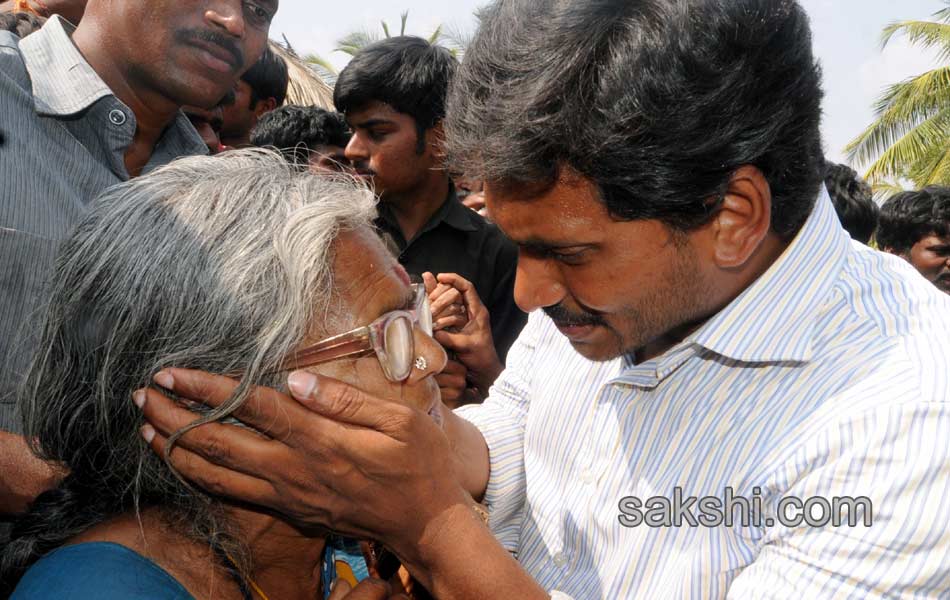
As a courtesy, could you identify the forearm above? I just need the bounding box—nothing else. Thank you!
[0,430,62,514]
[441,409,490,501]
[398,501,549,600]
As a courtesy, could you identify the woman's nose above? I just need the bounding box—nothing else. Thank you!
[409,327,448,382]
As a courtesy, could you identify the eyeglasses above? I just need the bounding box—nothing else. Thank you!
[279,284,433,382]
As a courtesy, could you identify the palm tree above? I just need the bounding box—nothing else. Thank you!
[303,11,452,81]
[845,2,950,193]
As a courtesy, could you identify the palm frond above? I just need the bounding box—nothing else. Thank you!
[400,11,409,36]
[845,66,950,166]
[302,53,338,76]
[858,109,950,182]
[869,179,909,204]
[336,29,381,56]
[427,24,444,45]
[882,20,950,62]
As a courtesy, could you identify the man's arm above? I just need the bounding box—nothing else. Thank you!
[0,430,61,515]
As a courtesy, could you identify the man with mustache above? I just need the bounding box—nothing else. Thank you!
[0,0,275,537]
[877,187,950,295]
[334,36,526,407]
[141,0,950,598]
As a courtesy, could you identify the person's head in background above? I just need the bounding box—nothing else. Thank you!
[823,162,878,244]
[0,0,85,26]
[334,36,456,205]
[219,44,288,148]
[877,187,950,294]
[249,104,351,173]
[183,103,225,155]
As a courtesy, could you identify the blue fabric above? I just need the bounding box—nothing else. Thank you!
[12,542,194,599]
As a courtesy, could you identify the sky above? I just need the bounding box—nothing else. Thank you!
[271,0,946,167]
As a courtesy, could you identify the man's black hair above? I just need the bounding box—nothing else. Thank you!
[249,105,350,169]
[241,45,289,108]
[333,36,457,153]
[824,162,878,244]
[876,187,950,253]
[446,0,825,239]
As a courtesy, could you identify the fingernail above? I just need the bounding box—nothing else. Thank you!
[132,390,147,409]
[153,370,174,389]
[140,424,156,443]
[287,370,318,399]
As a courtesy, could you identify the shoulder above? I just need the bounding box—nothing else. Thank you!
[12,542,194,599]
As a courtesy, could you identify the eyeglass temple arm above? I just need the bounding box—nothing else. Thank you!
[282,329,374,371]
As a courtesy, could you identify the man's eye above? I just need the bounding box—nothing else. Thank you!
[549,250,588,265]
[243,1,273,27]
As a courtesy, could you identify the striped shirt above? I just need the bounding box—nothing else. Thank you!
[0,17,206,431]
[457,189,950,598]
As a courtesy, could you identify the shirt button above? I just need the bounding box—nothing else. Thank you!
[108,109,127,126]
[579,469,596,485]
[553,552,568,568]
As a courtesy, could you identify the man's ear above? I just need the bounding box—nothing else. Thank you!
[710,165,772,269]
[254,97,279,118]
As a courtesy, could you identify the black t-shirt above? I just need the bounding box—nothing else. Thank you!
[375,185,527,361]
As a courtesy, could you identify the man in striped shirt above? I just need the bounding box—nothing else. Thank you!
[140,0,950,597]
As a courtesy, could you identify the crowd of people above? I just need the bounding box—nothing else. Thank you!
[0,0,949,599]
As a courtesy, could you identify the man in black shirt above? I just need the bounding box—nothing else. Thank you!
[334,36,525,406]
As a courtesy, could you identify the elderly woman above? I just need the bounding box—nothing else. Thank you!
[0,150,447,598]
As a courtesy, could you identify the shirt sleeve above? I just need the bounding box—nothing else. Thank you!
[726,399,950,599]
[455,312,541,552]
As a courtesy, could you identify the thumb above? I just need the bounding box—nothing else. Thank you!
[286,372,409,433]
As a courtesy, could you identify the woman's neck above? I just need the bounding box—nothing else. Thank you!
[71,507,327,600]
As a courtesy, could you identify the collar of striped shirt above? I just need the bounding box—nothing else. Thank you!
[19,16,114,117]
[688,187,850,364]
[616,188,849,386]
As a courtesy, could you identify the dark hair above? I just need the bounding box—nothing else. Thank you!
[823,162,878,244]
[876,187,950,253]
[242,45,289,108]
[446,0,825,238]
[249,105,350,168]
[0,11,44,37]
[334,36,457,153]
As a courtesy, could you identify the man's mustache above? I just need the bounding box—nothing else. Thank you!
[175,28,245,71]
[543,303,606,328]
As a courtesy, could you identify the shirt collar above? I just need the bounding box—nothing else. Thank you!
[20,16,114,117]
[378,182,479,239]
[689,187,851,363]
[437,183,480,233]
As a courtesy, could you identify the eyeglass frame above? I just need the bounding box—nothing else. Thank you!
[277,283,433,382]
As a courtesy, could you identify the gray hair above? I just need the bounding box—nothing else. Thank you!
[2,149,377,585]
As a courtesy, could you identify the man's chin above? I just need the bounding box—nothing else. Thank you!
[561,328,625,363]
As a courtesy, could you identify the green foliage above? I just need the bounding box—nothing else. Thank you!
[846,2,950,195]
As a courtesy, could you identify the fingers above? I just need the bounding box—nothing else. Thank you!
[286,372,416,437]
[422,272,437,295]
[141,419,279,507]
[435,273,486,318]
[136,387,283,477]
[434,329,471,354]
[151,368,302,438]
[433,313,468,332]
[430,287,463,317]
